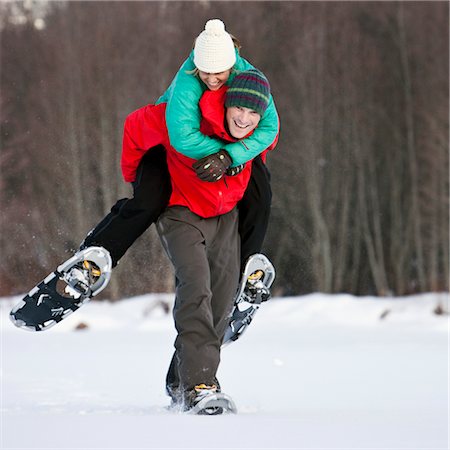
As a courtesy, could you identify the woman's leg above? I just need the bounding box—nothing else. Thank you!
[237,155,272,271]
[82,145,171,266]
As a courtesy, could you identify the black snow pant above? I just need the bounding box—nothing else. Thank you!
[237,154,272,271]
[156,206,240,393]
[82,146,171,266]
[82,146,271,270]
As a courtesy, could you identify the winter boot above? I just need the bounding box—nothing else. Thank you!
[64,260,101,297]
[167,378,221,410]
[184,384,223,415]
[245,269,271,303]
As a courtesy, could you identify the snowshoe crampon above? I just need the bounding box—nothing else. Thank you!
[222,253,275,346]
[10,247,112,332]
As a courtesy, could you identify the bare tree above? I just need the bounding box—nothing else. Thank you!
[1,1,448,298]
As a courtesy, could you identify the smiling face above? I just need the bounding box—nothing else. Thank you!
[198,70,231,91]
[225,105,261,140]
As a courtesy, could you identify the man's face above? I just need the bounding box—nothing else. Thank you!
[198,70,231,91]
[226,106,261,139]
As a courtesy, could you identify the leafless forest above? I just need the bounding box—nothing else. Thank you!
[1,1,448,299]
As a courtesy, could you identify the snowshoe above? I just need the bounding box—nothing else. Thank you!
[222,253,275,346]
[10,246,112,331]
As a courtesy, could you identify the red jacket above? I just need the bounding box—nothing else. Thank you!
[121,87,277,218]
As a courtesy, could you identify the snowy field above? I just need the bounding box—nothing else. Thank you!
[1,292,448,450]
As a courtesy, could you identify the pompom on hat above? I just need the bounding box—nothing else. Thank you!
[225,69,271,117]
[194,19,236,73]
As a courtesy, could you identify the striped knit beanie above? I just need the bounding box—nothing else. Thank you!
[225,69,271,116]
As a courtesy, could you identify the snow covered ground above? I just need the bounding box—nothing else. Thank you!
[1,292,448,449]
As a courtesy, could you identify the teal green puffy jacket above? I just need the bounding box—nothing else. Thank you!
[157,50,279,167]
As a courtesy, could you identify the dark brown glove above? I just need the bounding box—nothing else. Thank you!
[192,149,232,182]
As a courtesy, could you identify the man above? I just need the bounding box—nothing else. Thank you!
[122,69,277,412]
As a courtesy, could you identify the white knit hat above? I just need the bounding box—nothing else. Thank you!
[193,19,236,73]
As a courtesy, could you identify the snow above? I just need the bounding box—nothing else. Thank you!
[1,292,449,449]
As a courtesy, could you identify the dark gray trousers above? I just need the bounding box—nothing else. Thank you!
[157,206,240,392]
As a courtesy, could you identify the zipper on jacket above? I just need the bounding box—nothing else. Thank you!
[217,190,224,215]
[216,177,229,215]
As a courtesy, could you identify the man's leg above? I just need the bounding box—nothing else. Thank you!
[157,207,220,392]
[165,351,181,401]
[208,208,240,342]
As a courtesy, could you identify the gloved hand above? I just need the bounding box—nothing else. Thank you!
[192,150,232,182]
[226,164,245,176]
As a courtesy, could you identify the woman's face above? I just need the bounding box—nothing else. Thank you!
[198,70,231,91]
[226,105,261,140]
